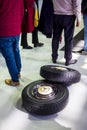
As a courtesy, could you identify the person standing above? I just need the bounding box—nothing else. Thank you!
[38,0,53,38]
[21,0,44,49]
[52,0,81,65]
[0,0,33,86]
[21,0,35,49]
[81,0,87,54]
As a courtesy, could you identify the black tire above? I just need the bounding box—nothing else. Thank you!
[40,65,81,84]
[22,80,69,115]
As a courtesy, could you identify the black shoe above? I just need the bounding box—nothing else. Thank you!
[52,58,57,63]
[65,59,77,66]
[81,50,87,55]
[34,43,44,47]
[23,45,33,49]
[78,49,84,53]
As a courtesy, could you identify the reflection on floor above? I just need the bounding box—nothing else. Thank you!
[0,28,87,130]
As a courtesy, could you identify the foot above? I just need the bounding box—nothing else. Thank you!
[65,59,77,66]
[23,45,33,49]
[5,79,20,86]
[77,49,84,53]
[81,50,87,55]
[52,58,57,63]
[34,43,44,47]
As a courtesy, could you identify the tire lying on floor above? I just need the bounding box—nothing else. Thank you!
[40,65,81,85]
[22,80,69,115]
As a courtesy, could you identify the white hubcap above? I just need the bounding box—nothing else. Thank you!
[38,86,52,95]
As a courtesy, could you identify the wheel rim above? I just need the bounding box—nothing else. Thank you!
[38,86,53,95]
[31,83,58,100]
[51,66,67,71]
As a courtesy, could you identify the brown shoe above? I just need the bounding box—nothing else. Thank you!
[5,79,20,86]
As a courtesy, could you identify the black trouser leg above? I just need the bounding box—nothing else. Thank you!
[64,15,75,61]
[52,31,62,60]
[21,33,28,47]
[52,15,63,60]
[32,27,39,44]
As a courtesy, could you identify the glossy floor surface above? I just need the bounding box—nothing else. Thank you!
[0,21,87,130]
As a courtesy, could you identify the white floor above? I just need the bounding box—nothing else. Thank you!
[0,25,87,130]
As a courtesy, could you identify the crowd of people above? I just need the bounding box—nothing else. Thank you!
[0,0,86,86]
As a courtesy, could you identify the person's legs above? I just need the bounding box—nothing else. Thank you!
[52,15,63,63]
[21,33,27,47]
[13,35,21,74]
[64,15,77,65]
[0,36,20,85]
[32,27,38,43]
[21,33,33,49]
[32,0,43,47]
[83,14,87,51]
[32,27,44,47]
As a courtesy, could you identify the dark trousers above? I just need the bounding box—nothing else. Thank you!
[32,27,39,43]
[21,28,38,46]
[52,14,75,61]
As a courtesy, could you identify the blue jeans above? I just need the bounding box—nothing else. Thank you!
[0,35,21,82]
[83,14,87,51]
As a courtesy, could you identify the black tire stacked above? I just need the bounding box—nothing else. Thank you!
[22,65,81,115]
[40,65,81,86]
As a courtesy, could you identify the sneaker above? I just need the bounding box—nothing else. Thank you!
[34,43,44,47]
[5,79,20,86]
[81,50,87,55]
[65,59,77,66]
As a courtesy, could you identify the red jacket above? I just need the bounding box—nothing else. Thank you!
[21,0,34,33]
[0,0,24,36]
